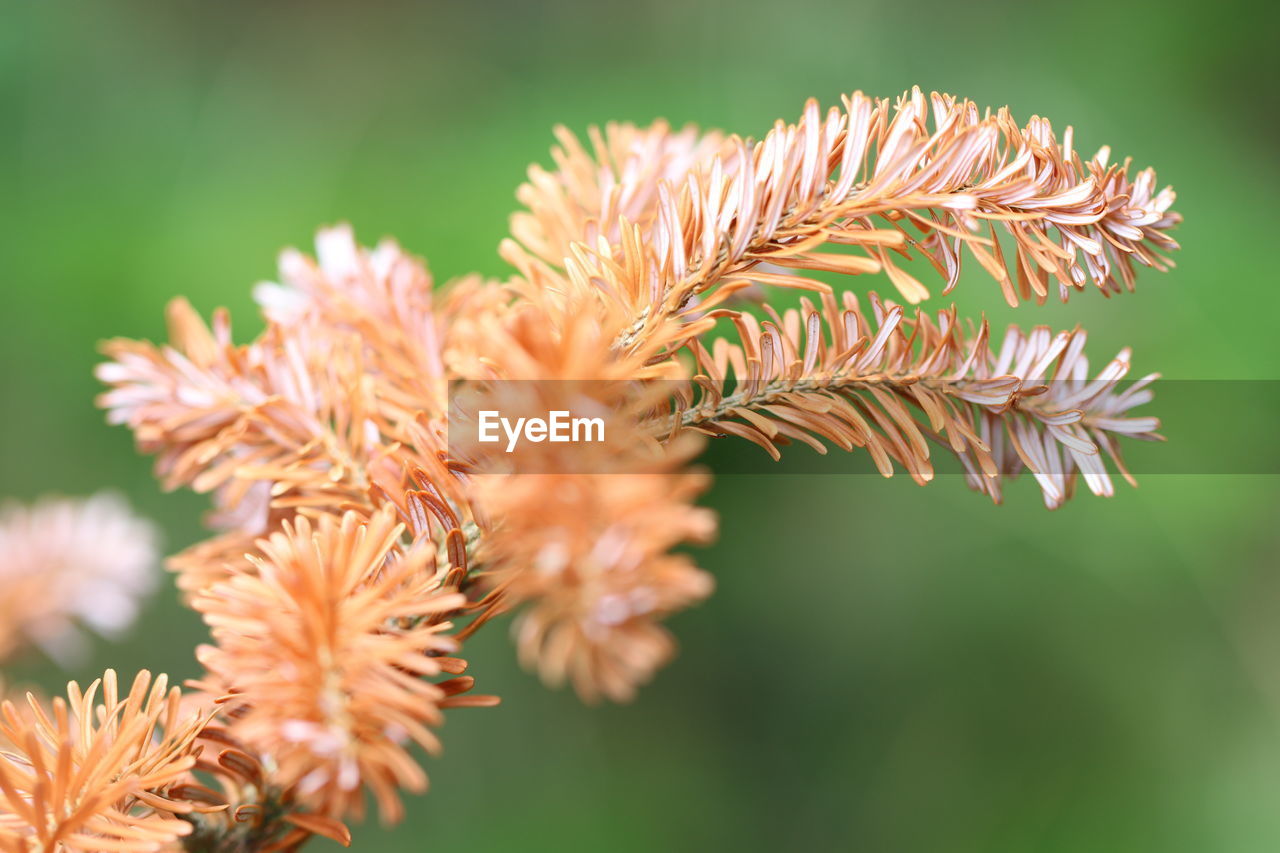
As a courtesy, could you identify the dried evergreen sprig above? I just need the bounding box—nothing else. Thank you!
[97,232,485,598]
[76,88,1180,852]
[471,460,715,703]
[443,289,716,701]
[669,289,1159,508]
[0,671,212,853]
[510,120,731,274]
[0,494,159,664]
[98,300,380,518]
[506,87,1179,358]
[189,509,494,825]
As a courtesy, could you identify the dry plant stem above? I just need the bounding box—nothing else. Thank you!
[180,792,291,853]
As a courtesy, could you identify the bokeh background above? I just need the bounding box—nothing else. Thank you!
[3,0,1279,850]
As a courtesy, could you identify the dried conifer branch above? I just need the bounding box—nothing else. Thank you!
[666,290,1159,508]
[0,671,213,853]
[189,509,493,825]
[507,88,1180,359]
[510,121,730,272]
[71,86,1181,853]
[254,227,454,421]
[471,462,715,703]
[96,230,485,597]
[96,301,378,518]
[0,494,158,664]
[444,292,715,701]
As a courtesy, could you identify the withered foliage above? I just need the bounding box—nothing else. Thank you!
[0,671,210,853]
[2,88,1181,852]
[0,495,158,665]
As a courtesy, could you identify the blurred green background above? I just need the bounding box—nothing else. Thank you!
[2,0,1278,850]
